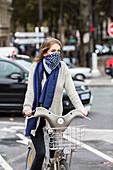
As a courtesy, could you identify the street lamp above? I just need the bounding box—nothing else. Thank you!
[60,0,63,42]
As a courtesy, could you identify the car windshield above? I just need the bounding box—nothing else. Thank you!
[14,59,32,71]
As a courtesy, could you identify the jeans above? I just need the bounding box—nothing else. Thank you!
[30,118,46,170]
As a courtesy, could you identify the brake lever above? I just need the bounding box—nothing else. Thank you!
[32,110,36,115]
[84,116,91,120]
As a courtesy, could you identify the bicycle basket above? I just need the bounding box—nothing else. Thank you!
[43,125,85,151]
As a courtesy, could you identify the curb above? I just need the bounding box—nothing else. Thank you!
[85,77,113,87]
[88,84,113,87]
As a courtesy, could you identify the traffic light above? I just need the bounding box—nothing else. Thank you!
[90,27,95,32]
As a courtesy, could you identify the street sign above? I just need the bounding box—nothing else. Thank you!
[14,31,45,48]
[83,32,89,44]
[14,38,44,45]
[14,32,44,38]
[108,23,113,37]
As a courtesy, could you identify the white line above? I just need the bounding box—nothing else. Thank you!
[85,128,113,144]
[0,121,24,126]
[64,134,113,163]
[86,129,113,132]
[0,155,13,170]
[16,131,113,162]
[16,133,30,145]
[7,152,27,163]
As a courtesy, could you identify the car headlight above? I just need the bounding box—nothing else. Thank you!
[64,101,70,106]
[102,49,106,53]
[95,49,99,54]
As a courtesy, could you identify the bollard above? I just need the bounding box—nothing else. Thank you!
[91,52,101,77]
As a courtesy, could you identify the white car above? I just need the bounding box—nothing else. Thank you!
[66,63,92,80]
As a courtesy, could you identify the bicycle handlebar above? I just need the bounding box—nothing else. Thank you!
[34,107,90,128]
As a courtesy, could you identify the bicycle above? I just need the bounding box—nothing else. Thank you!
[26,107,89,170]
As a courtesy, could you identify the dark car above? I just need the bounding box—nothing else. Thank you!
[0,57,91,113]
[63,80,91,114]
[0,57,30,113]
[105,57,113,78]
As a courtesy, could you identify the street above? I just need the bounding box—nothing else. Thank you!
[1,0,113,169]
[0,85,113,170]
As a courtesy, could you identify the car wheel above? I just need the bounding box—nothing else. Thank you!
[75,74,85,80]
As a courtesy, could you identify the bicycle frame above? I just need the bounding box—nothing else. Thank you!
[26,107,89,170]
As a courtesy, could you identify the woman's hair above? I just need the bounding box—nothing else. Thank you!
[34,37,62,63]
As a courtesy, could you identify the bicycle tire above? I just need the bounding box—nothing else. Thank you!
[59,159,70,170]
[26,148,34,170]
[50,159,70,170]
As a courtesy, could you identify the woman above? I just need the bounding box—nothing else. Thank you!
[23,37,87,170]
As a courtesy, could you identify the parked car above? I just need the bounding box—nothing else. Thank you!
[105,57,113,78]
[0,46,19,57]
[95,44,110,56]
[66,62,92,80]
[63,80,91,114]
[0,57,92,113]
[0,57,30,113]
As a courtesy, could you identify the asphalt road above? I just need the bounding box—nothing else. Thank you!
[0,86,113,170]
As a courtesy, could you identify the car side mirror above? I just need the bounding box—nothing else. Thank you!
[10,73,23,81]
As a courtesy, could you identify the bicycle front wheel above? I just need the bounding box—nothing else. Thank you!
[26,148,34,170]
[59,159,70,170]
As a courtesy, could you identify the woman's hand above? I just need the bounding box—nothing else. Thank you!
[23,108,32,117]
[81,108,88,116]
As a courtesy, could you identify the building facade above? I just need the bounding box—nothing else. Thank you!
[0,0,12,47]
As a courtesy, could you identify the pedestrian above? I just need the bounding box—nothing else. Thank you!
[23,37,87,170]
[86,51,91,68]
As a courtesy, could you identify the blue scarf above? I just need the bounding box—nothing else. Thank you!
[25,61,61,136]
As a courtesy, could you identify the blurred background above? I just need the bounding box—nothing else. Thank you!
[1,1,113,170]
[1,0,113,67]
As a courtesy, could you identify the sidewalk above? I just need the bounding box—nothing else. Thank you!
[85,76,113,87]
[85,56,113,87]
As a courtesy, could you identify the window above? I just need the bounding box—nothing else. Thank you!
[0,61,22,79]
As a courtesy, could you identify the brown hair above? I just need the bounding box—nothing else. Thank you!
[34,37,62,63]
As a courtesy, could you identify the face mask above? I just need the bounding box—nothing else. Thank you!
[44,52,60,71]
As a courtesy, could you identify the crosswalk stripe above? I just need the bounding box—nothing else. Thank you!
[0,155,13,170]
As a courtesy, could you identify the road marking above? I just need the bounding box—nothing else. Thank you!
[7,152,27,164]
[1,126,24,133]
[16,129,113,163]
[0,121,24,126]
[85,128,113,144]
[16,129,113,162]
[16,133,30,145]
[64,134,113,163]
[0,155,13,170]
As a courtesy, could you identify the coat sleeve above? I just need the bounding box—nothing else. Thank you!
[63,63,84,110]
[23,62,36,110]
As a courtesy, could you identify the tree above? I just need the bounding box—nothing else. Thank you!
[11,0,112,66]
[12,0,31,32]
